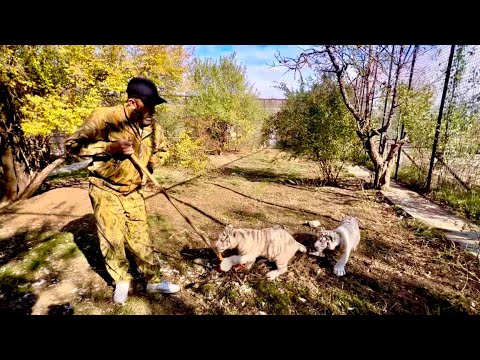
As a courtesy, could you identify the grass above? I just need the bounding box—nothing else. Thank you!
[1,232,77,290]
[433,186,480,224]
[251,278,293,315]
[147,215,196,276]
[351,152,375,171]
[0,269,33,294]
[154,167,197,188]
[396,166,427,188]
[404,218,444,240]
[229,150,319,183]
[148,215,176,242]
[227,207,269,223]
[48,168,89,182]
[391,205,409,218]
[320,288,378,315]
[25,234,73,271]
[3,148,480,315]
[397,165,480,225]
[112,297,152,315]
[60,244,79,260]
[0,270,36,314]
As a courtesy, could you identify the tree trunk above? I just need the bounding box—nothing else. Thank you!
[373,139,405,190]
[364,136,403,190]
[0,82,64,209]
[377,156,397,190]
[0,146,35,205]
[0,149,35,207]
[0,156,64,209]
[0,146,18,206]
[19,157,65,200]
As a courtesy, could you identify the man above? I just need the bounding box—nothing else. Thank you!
[65,77,180,305]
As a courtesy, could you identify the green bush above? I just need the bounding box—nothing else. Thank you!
[167,131,210,173]
[262,75,361,184]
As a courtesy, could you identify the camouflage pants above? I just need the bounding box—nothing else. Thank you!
[88,183,161,285]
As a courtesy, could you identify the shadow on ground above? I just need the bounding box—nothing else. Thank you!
[0,272,37,315]
[61,214,114,287]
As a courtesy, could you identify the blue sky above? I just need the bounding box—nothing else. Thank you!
[190,45,315,99]
[189,45,467,102]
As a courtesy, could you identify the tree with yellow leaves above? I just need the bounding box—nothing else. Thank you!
[0,45,190,207]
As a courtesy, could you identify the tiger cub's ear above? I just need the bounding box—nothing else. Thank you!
[326,232,339,245]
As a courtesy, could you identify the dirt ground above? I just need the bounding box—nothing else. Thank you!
[1,149,479,315]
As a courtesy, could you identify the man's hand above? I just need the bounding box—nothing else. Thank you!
[147,162,155,174]
[107,139,134,156]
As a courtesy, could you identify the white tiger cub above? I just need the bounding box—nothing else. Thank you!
[310,215,360,277]
[215,224,307,280]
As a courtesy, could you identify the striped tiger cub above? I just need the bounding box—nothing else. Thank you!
[310,215,360,277]
[215,224,307,280]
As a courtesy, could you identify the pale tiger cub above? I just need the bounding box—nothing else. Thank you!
[310,215,360,277]
[215,224,307,280]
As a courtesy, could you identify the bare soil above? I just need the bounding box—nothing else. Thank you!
[1,149,479,315]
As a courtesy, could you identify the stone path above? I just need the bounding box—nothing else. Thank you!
[346,165,480,259]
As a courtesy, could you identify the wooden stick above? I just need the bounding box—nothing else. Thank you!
[129,154,223,260]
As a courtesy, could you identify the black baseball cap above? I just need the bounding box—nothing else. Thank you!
[126,77,167,105]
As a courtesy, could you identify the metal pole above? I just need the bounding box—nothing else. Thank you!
[394,45,419,180]
[426,45,455,192]
[379,45,395,154]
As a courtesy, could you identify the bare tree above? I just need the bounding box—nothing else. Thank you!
[276,45,413,189]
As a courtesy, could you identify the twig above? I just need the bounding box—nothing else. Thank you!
[168,194,226,226]
[461,268,469,292]
[457,261,480,283]
[234,273,246,286]
[143,148,268,200]
[388,302,398,312]
[270,150,284,163]
[153,249,211,270]
[208,181,339,223]
[381,297,388,313]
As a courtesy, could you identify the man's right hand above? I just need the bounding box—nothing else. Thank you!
[107,139,134,156]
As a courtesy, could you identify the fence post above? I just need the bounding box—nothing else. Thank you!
[426,45,456,192]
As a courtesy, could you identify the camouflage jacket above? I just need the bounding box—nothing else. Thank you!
[64,104,168,194]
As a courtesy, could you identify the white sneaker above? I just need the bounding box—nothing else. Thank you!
[146,280,181,294]
[113,280,130,305]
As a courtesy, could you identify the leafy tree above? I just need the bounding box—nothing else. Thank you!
[397,84,436,147]
[278,45,414,189]
[0,45,190,207]
[263,76,359,184]
[185,53,265,154]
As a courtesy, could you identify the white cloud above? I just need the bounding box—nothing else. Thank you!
[245,64,311,98]
[193,45,318,98]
